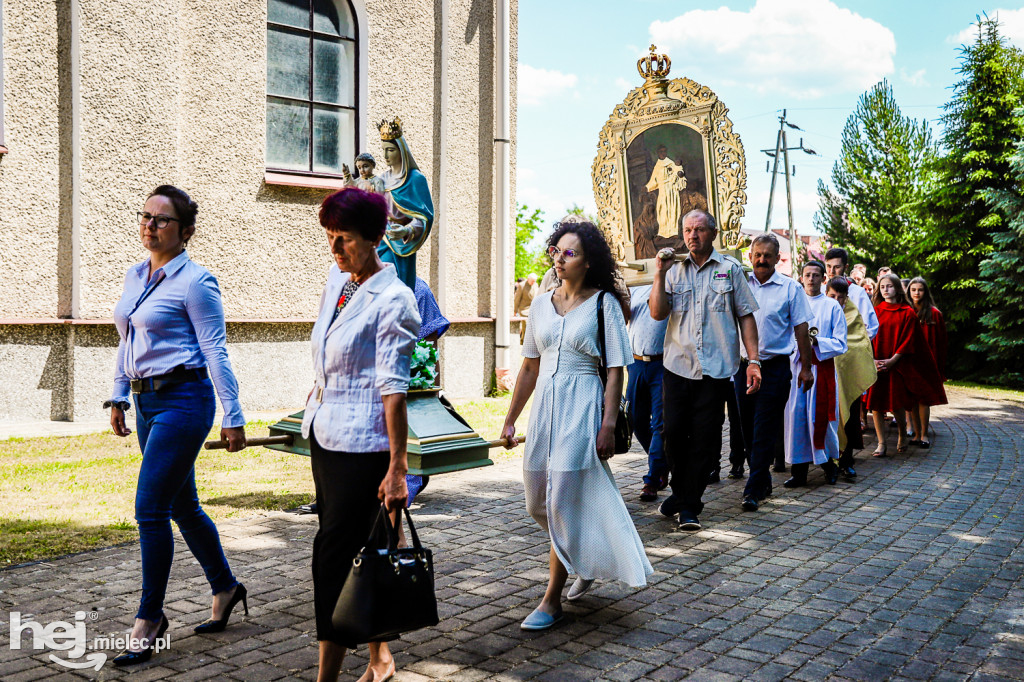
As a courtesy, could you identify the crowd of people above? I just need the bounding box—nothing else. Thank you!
[103,184,951,679]
[503,211,949,571]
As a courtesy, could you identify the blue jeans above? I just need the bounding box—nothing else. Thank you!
[734,357,792,500]
[133,379,237,622]
[626,358,668,486]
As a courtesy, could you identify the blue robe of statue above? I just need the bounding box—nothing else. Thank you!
[379,137,434,289]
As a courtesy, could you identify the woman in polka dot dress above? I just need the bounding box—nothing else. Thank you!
[501,220,654,631]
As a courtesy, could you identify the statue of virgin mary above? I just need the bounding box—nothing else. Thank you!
[378,117,434,289]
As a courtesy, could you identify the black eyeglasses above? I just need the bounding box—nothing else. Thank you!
[137,212,180,230]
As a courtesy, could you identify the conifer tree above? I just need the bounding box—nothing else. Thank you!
[971,109,1024,387]
[814,80,934,274]
[917,17,1024,376]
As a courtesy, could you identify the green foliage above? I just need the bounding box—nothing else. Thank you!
[515,205,550,280]
[917,17,1024,377]
[565,203,600,225]
[970,108,1024,387]
[409,341,439,389]
[814,79,935,274]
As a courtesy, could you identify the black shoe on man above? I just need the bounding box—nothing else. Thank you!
[821,460,839,485]
[840,465,857,479]
[784,463,809,488]
[677,510,702,531]
[659,494,683,518]
[728,467,745,479]
[707,468,721,484]
[741,496,758,512]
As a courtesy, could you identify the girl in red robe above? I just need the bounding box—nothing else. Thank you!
[907,277,948,447]
[866,274,947,456]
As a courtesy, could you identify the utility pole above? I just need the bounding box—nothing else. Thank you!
[761,109,818,272]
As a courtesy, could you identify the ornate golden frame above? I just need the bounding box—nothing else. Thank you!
[592,47,748,265]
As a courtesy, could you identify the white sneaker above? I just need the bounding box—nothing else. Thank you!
[567,577,594,601]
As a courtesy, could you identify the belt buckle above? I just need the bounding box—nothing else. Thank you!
[315,386,324,402]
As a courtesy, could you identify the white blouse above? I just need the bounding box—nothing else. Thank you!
[301,263,420,453]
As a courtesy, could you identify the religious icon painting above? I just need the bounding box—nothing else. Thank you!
[625,123,710,258]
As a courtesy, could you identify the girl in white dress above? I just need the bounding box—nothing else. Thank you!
[501,221,654,631]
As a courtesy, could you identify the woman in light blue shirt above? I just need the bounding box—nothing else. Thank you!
[107,185,248,665]
[301,187,420,682]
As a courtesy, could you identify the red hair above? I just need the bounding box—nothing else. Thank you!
[319,187,388,241]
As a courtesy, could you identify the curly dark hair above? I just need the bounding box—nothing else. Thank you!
[546,220,630,321]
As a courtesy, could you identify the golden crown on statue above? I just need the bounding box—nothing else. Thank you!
[637,44,671,81]
[378,116,403,141]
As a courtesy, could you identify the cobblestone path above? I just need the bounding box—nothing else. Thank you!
[1,387,1022,681]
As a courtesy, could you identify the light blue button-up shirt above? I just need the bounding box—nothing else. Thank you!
[628,284,668,357]
[111,251,245,428]
[744,270,815,361]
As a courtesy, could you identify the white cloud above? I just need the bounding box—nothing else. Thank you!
[518,63,578,107]
[614,77,634,92]
[950,9,1024,47]
[900,67,929,87]
[649,0,895,99]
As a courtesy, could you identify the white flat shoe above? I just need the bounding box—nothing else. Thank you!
[566,577,594,601]
[520,608,563,630]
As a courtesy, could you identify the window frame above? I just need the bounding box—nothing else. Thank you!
[265,0,359,180]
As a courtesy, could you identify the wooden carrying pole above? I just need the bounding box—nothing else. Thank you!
[204,435,293,450]
[204,433,526,451]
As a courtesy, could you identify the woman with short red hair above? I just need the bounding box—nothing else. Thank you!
[302,187,421,682]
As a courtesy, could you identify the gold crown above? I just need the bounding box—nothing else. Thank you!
[637,44,671,82]
[378,116,403,141]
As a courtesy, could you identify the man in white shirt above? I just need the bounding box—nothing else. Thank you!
[626,284,670,501]
[733,233,815,511]
[824,247,877,475]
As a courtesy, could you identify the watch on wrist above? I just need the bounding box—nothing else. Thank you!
[103,399,131,411]
[748,359,762,367]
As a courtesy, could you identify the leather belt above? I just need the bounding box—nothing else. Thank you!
[130,366,208,394]
[633,353,663,362]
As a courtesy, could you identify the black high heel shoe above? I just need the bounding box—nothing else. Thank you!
[194,583,249,634]
[112,614,169,666]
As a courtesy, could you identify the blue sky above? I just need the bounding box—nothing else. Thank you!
[515,0,1024,240]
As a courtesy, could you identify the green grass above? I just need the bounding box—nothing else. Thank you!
[0,396,518,565]
[946,380,1024,403]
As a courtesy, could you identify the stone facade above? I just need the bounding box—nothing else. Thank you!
[0,0,517,423]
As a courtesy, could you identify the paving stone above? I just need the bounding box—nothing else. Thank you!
[1,391,1022,680]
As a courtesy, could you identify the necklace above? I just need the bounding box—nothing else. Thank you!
[555,289,589,316]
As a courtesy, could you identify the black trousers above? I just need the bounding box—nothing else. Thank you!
[310,434,391,646]
[733,356,792,500]
[840,396,864,466]
[726,388,747,471]
[663,370,731,516]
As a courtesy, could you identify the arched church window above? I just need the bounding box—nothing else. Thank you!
[267,0,357,176]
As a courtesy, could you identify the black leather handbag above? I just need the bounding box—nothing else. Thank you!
[332,505,439,644]
[597,291,633,455]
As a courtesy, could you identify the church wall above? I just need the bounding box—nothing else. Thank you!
[0,0,62,319]
[0,0,515,423]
